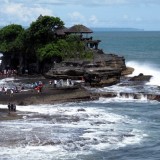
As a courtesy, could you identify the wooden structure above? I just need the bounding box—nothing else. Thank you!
[55,27,68,37]
[65,24,93,34]
[65,24,101,49]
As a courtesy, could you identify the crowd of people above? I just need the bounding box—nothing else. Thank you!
[49,79,74,87]
[0,69,17,77]
[31,81,44,93]
[31,79,74,93]
[2,78,77,113]
[0,85,24,95]
[8,103,16,112]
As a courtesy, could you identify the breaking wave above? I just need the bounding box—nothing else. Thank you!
[0,103,146,160]
[126,61,160,86]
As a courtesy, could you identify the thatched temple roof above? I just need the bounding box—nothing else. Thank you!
[55,27,68,36]
[65,24,93,34]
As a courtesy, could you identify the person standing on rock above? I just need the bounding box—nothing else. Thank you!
[54,80,57,88]
[10,89,14,97]
[8,103,11,112]
[13,104,16,112]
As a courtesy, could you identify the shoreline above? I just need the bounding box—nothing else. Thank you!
[0,81,95,121]
[0,86,94,106]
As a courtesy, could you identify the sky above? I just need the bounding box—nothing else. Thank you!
[0,0,160,30]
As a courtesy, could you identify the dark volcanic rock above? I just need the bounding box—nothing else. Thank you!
[84,67,121,87]
[121,67,134,76]
[95,91,160,102]
[45,50,127,87]
[129,73,152,82]
[93,50,126,70]
[45,66,84,79]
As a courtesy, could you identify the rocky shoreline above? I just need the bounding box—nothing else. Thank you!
[0,50,130,106]
[0,72,159,107]
[0,81,95,120]
[0,86,93,106]
[0,73,160,121]
[0,51,160,121]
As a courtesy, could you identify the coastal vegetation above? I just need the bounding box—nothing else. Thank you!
[0,15,130,88]
[0,15,93,73]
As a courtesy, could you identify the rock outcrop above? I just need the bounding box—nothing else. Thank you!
[92,92,160,102]
[45,50,127,87]
[129,73,152,82]
[121,67,134,76]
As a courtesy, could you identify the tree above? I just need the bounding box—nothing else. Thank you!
[0,24,25,69]
[0,24,24,53]
[0,15,92,74]
[37,43,61,61]
[25,15,64,72]
[27,15,64,46]
[37,35,93,63]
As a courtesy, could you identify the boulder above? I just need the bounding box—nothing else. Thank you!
[84,67,121,87]
[129,73,152,82]
[121,67,134,76]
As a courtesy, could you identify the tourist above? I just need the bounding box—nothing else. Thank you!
[59,79,64,87]
[69,79,73,86]
[10,103,14,111]
[13,104,16,112]
[66,79,69,86]
[54,79,57,87]
[8,103,11,112]
[49,80,52,85]
[15,86,19,93]
[2,86,5,92]
[35,86,40,93]
[4,87,7,94]
[10,89,14,97]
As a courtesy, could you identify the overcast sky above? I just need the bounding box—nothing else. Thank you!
[0,0,160,30]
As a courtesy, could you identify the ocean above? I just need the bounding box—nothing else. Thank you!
[0,31,160,160]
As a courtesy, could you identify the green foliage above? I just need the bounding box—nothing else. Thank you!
[0,15,94,72]
[80,50,93,59]
[27,15,64,46]
[0,24,24,41]
[64,34,93,60]
[0,24,25,53]
[37,35,93,61]
[37,43,62,61]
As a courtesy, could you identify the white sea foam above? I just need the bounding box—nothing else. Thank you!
[0,103,145,159]
[0,77,17,84]
[127,61,160,86]
[102,85,135,93]
[96,97,148,104]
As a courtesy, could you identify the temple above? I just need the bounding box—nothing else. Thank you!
[56,24,101,50]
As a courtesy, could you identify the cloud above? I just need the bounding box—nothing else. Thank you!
[89,15,98,24]
[0,1,53,25]
[0,0,160,7]
[67,12,99,27]
[8,0,160,6]
[68,11,85,21]
[0,0,159,30]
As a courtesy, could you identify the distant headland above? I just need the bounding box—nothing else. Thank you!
[91,27,144,32]
[0,26,144,31]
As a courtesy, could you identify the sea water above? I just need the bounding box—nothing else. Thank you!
[0,31,160,160]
